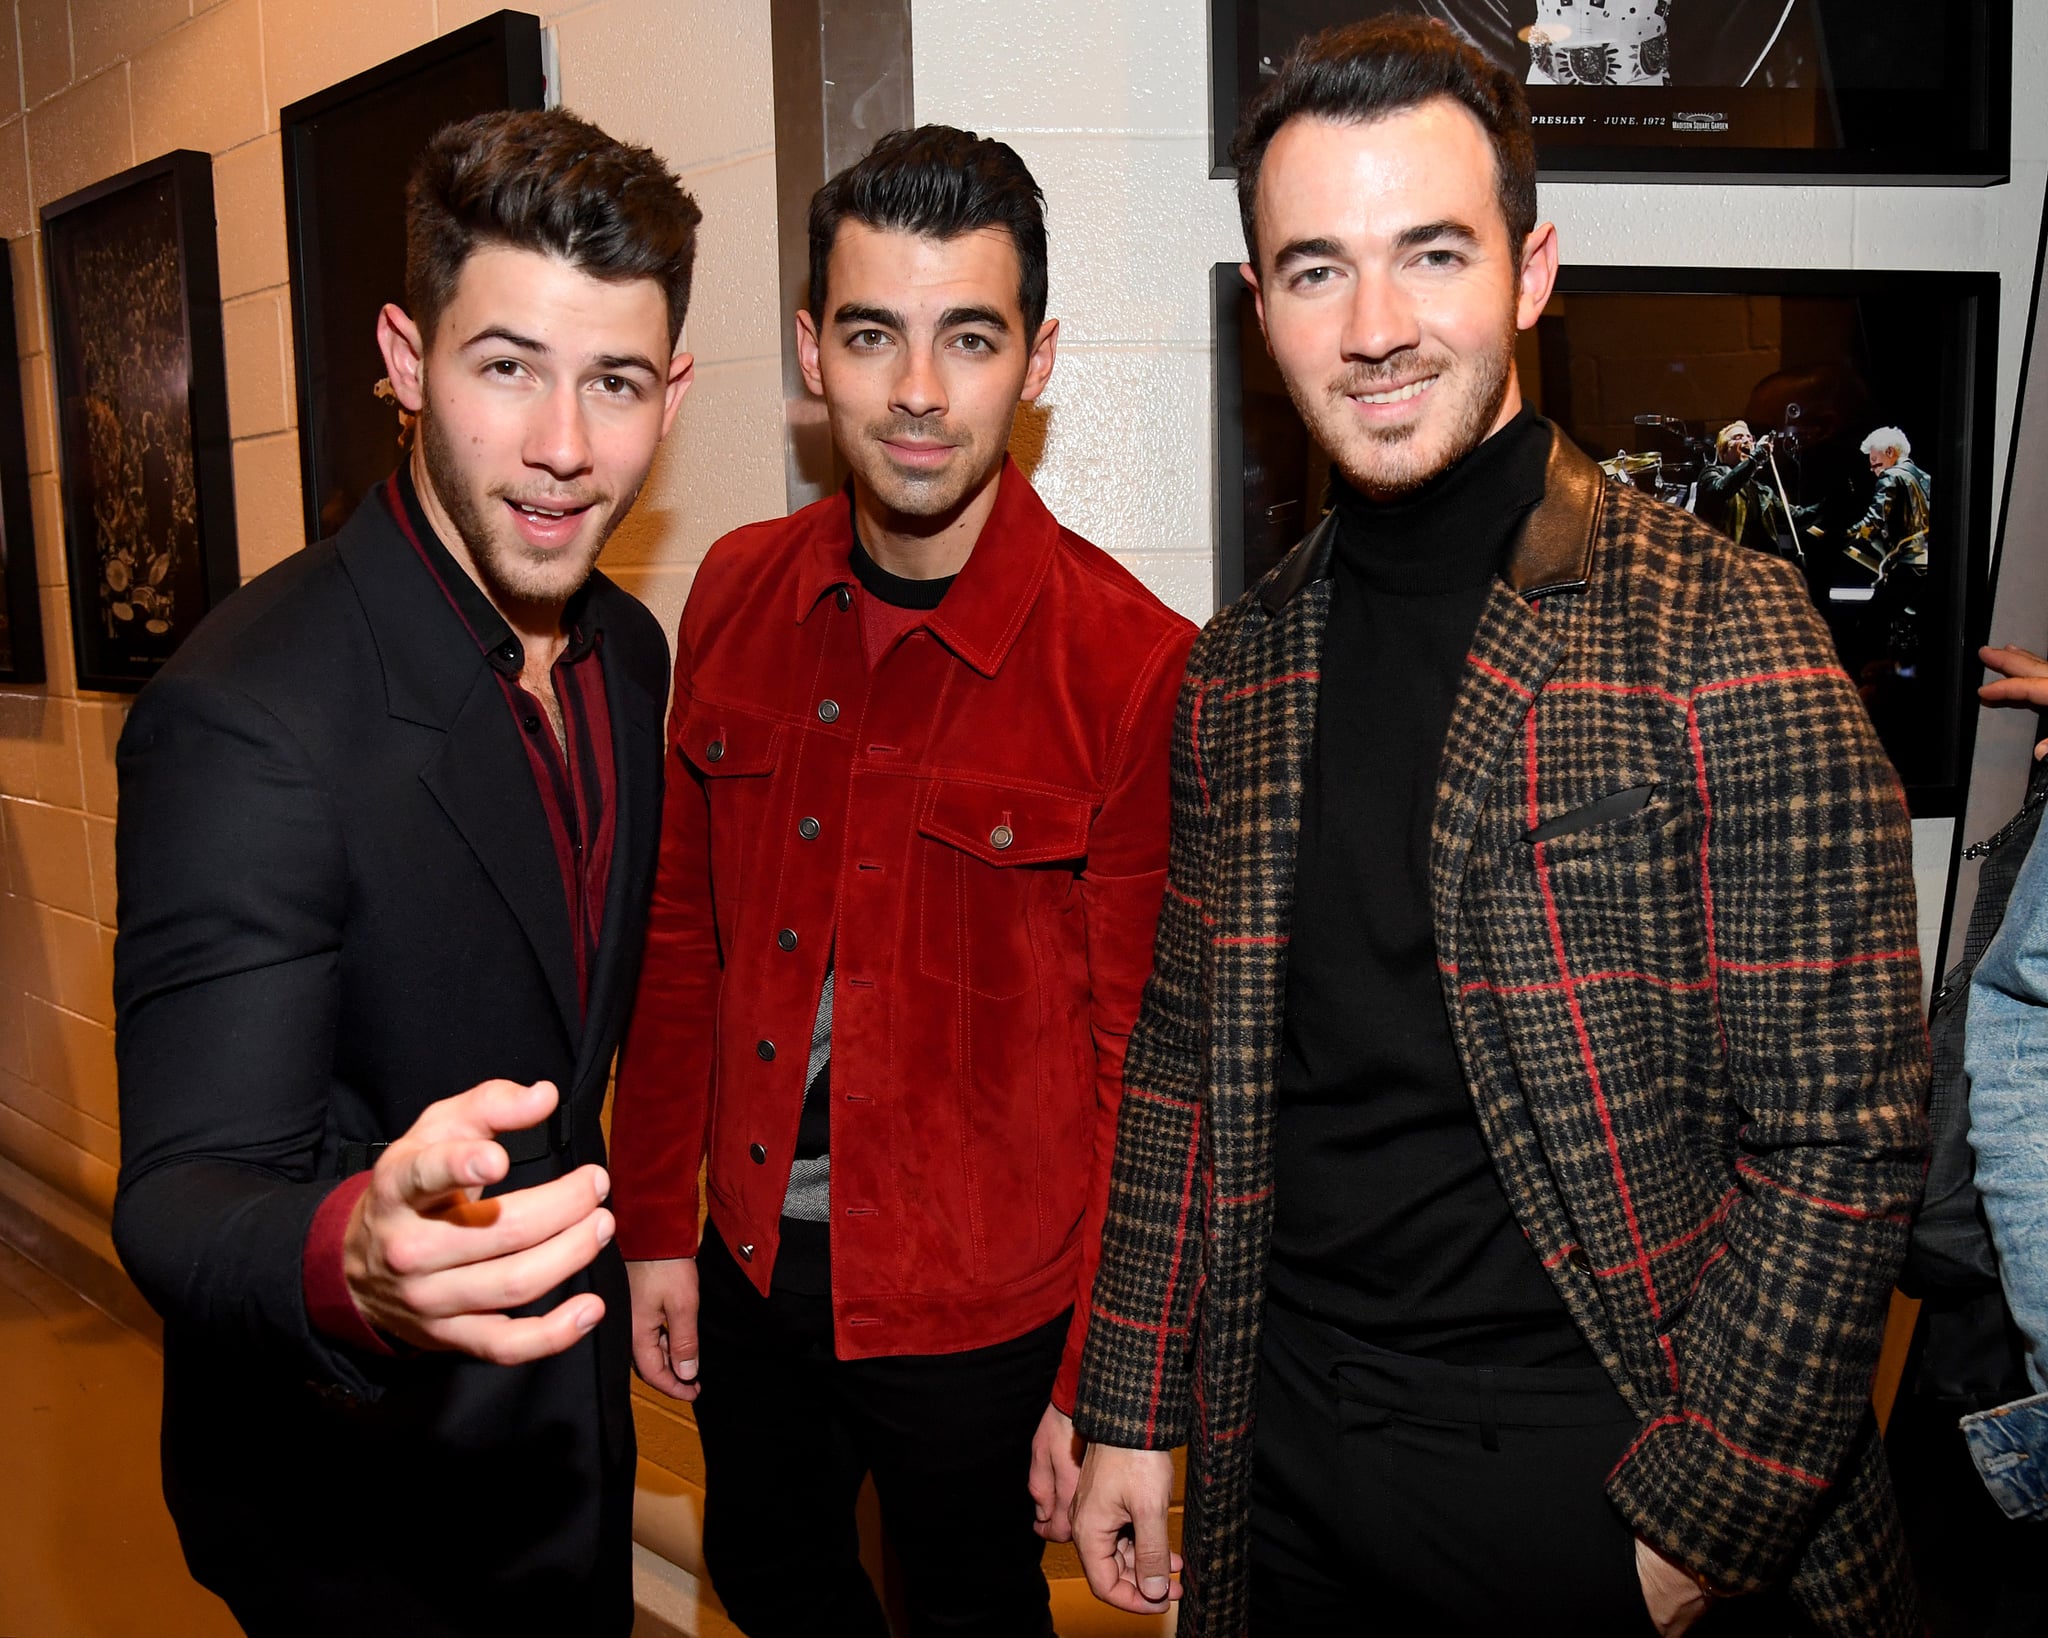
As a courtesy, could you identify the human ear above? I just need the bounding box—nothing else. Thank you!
[1019,317,1060,404]
[1516,223,1560,332]
[795,307,825,398]
[376,304,428,412]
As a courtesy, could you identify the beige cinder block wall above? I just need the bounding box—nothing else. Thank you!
[0,0,782,1231]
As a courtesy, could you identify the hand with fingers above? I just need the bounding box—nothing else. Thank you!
[1027,1403,1084,1541]
[1979,643,2048,757]
[1072,1441,1182,1614]
[341,1078,613,1363]
[626,1256,700,1400]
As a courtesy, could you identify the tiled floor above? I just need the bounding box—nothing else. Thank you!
[0,1238,240,1638]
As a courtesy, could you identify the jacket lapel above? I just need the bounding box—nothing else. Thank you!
[1431,430,1603,978]
[420,672,581,1040]
[566,618,662,1091]
[1428,584,1563,982]
[1207,569,1331,1201]
[336,494,580,1044]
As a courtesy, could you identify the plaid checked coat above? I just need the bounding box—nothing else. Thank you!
[1074,432,1929,1635]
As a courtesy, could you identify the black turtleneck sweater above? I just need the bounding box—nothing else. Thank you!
[1266,407,1593,1367]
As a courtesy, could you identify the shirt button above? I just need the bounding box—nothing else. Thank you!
[798,816,820,840]
[990,824,1014,850]
[706,740,725,762]
[756,1039,776,1061]
[835,586,853,610]
[777,929,798,952]
[749,1142,768,1164]
[498,643,519,665]
[818,699,841,723]
[522,715,541,735]
[737,1242,754,1262]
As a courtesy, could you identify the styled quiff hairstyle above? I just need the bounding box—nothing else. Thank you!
[405,107,703,343]
[808,125,1049,339]
[1231,17,1538,270]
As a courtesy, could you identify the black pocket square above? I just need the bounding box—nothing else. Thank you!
[1522,784,1657,845]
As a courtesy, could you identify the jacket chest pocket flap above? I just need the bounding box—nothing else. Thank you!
[917,778,1092,999]
[678,706,783,904]
[678,706,782,780]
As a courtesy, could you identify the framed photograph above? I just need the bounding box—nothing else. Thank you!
[0,250,45,685]
[1211,0,2011,185]
[1214,263,2000,816]
[282,11,545,543]
[42,150,238,694]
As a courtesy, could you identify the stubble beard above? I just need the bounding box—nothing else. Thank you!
[419,405,632,610]
[1296,311,1519,503]
[854,413,989,520]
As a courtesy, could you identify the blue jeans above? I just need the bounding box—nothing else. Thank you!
[1964,819,2048,1520]
[1959,1391,2048,1523]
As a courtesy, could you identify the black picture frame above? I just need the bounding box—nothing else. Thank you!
[1214,262,2000,817]
[1209,0,2011,185]
[281,11,545,544]
[0,251,45,685]
[42,150,238,694]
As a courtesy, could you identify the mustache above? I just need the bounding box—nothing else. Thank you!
[1327,353,1454,398]
[867,415,968,448]
[492,485,608,510]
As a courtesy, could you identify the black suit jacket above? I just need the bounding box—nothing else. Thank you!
[112,485,669,1636]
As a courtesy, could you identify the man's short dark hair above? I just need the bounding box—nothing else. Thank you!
[406,107,703,343]
[1231,18,1538,271]
[808,125,1049,339]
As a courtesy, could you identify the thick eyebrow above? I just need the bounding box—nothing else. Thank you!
[1393,219,1482,252]
[939,304,1009,333]
[834,302,908,330]
[1271,235,1346,270]
[593,351,659,377]
[462,324,548,354]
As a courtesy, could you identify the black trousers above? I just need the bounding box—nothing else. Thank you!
[1249,1301,1656,1638]
[692,1225,1064,1638]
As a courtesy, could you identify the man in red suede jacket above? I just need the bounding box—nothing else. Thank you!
[609,125,1195,1637]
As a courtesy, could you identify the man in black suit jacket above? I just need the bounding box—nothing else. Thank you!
[111,109,701,1636]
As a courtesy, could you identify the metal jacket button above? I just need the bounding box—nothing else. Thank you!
[706,739,725,762]
[757,1039,776,1061]
[798,816,820,840]
[818,699,840,723]
[990,824,1014,850]
[737,1242,754,1261]
[777,929,798,951]
[749,1143,768,1164]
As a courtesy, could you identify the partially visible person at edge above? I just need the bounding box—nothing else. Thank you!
[607,125,1195,1637]
[1959,639,2048,1529]
[111,108,698,1635]
[1066,21,1928,1638]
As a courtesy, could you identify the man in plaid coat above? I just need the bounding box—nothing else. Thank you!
[1070,20,1928,1638]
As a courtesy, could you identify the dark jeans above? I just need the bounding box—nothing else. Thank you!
[692,1224,1064,1638]
[1250,1300,1656,1638]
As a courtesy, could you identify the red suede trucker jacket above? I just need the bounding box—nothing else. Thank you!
[610,459,1194,1409]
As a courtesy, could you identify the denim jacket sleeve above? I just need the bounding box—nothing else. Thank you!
[1964,818,2048,1520]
